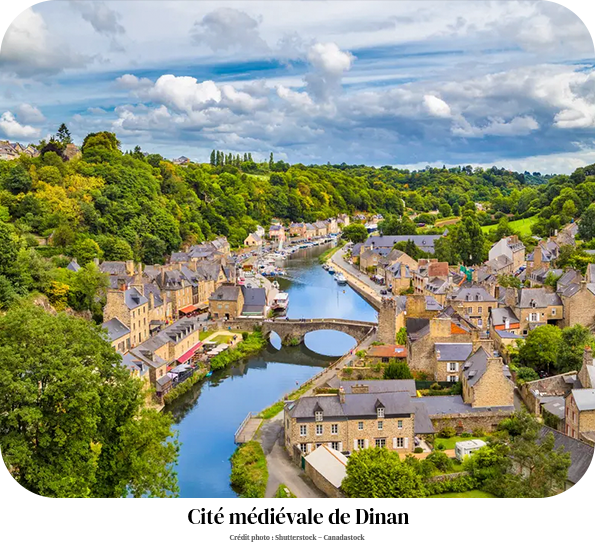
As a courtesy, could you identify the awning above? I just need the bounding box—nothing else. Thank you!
[179,305,197,314]
[177,342,203,364]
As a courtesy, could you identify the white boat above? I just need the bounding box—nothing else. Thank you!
[336,273,347,285]
[272,292,289,312]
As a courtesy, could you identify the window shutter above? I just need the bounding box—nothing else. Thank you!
[404,438,409,449]
[353,439,358,451]
[338,442,343,452]
[364,439,369,449]
[392,437,397,449]
[307,443,311,453]
[328,442,332,448]
[455,362,459,372]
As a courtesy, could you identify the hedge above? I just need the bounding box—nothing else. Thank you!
[425,475,480,496]
[210,332,267,370]
[230,441,268,498]
[163,370,205,405]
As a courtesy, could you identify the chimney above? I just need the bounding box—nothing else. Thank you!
[338,386,346,403]
[160,267,166,286]
[149,291,155,310]
[125,260,134,276]
[584,346,593,367]
[93,257,100,266]
[401,262,407,277]
[534,245,542,269]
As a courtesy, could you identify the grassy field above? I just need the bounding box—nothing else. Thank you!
[434,436,485,450]
[429,490,495,498]
[481,215,538,236]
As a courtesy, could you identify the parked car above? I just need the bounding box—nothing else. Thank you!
[380,289,388,295]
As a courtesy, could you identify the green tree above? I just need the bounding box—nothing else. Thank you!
[342,224,368,244]
[342,447,426,498]
[70,238,103,266]
[517,325,563,374]
[210,150,216,166]
[0,303,179,497]
[56,123,72,145]
[384,361,413,380]
[579,204,595,241]
[5,164,32,194]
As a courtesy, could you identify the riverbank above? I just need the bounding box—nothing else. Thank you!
[318,239,346,263]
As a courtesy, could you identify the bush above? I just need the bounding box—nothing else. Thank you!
[210,332,266,370]
[425,475,480,496]
[438,426,456,438]
[242,331,249,340]
[414,447,424,454]
[472,428,486,438]
[275,484,296,498]
[430,382,442,390]
[230,441,268,498]
[163,370,205,405]
[460,432,472,438]
[343,367,353,375]
[435,443,446,451]
[424,451,451,472]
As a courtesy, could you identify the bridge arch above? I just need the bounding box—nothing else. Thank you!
[303,329,357,357]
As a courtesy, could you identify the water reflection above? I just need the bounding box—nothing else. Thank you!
[169,243,378,497]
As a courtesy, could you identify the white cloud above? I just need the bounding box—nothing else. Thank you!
[115,74,153,90]
[141,75,221,113]
[453,116,539,138]
[190,8,268,52]
[423,95,451,118]
[0,9,91,77]
[307,42,354,77]
[0,111,41,139]
[70,1,125,36]
[276,86,314,109]
[14,103,45,124]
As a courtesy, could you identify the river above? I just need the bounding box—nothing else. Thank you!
[166,243,378,498]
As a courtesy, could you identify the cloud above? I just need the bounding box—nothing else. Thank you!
[115,73,153,90]
[70,1,125,36]
[423,95,451,118]
[305,42,355,101]
[0,9,91,77]
[141,75,222,113]
[14,103,45,124]
[0,111,41,139]
[190,8,268,52]
[452,116,539,138]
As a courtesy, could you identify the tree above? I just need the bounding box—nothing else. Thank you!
[342,224,368,244]
[498,274,521,289]
[342,447,426,498]
[4,164,32,194]
[210,150,216,166]
[70,238,103,266]
[56,123,72,145]
[0,303,179,497]
[384,361,413,380]
[517,325,563,374]
[515,366,539,384]
[579,203,595,240]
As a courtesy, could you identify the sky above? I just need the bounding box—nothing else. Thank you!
[0,1,595,173]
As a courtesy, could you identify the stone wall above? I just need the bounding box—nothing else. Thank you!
[377,297,397,344]
[304,462,345,498]
[429,410,512,433]
[518,372,576,415]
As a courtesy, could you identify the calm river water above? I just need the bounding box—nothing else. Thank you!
[167,243,378,497]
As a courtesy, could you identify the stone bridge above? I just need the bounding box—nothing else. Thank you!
[259,318,377,346]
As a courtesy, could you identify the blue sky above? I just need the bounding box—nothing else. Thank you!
[1,1,595,172]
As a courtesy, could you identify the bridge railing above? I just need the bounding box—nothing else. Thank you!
[234,411,254,443]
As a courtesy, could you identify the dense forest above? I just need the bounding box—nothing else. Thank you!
[2,127,595,313]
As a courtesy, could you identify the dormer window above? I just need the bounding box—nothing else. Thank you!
[315,411,323,422]
[377,407,385,418]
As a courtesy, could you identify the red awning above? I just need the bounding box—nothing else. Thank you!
[179,305,197,314]
[177,342,203,364]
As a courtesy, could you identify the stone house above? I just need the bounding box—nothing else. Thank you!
[156,267,194,317]
[304,223,317,239]
[337,213,350,227]
[385,262,413,294]
[406,306,482,376]
[289,223,307,237]
[489,307,520,333]
[326,217,340,234]
[434,343,474,382]
[244,232,263,247]
[367,345,407,363]
[565,389,595,444]
[240,286,267,317]
[488,235,525,273]
[359,245,392,273]
[503,288,564,335]
[447,286,496,330]
[102,317,131,353]
[558,265,595,329]
[526,238,559,273]
[284,386,433,457]
[103,286,150,348]
[413,260,449,295]
[461,347,515,408]
[362,234,443,255]
[209,284,244,319]
[303,444,346,498]
[313,220,328,237]
[268,224,286,242]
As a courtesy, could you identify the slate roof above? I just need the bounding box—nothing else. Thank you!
[67,260,81,272]
[143,282,164,308]
[171,252,190,263]
[210,284,241,302]
[462,347,490,387]
[518,289,562,308]
[538,427,594,485]
[125,287,148,309]
[100,261,128,275]
[241,286,267,313]
[102,317,130,342]
[121,352,148,377]
[435,343,474,361]
[450,286,496,302]
[363,234,443,253]
[571,389,595,411]
[412,395,515,415]
[491,307,519,326]
[324,377,417,397]
[412,402,435,434]
[351,243,363,257]
[425,296,444,311]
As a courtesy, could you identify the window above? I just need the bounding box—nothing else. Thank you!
[467,307,473,314]
[552,308,557,315]
[378,421,383,430]
[396,437,404,448]
[331,424,338,435]
[375,438,386,448]
[316,424,323,435]
[477,319,483,328]
[530,313,538,322]
[300,425,307,437]
[377,407,385,418]
[315,411,323,422]
[448,375,458,382]
[478,306,483,314]
[358,421,364,430]
[398,420,403,429]
[299,443,308,453]
[357,439,365,449]
[331,442,340,450]
[448,362,457,372]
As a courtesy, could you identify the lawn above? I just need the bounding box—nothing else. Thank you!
[434,436,485,450]
[481,215,538,236]
[199,330,213,341]
[429,490,495,498]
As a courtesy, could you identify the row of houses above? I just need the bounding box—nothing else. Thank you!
[0,140,40,160]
